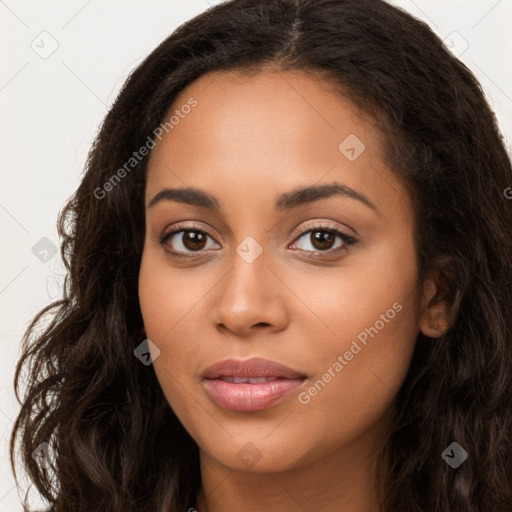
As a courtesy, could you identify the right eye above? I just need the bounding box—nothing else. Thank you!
[160,227,221,258]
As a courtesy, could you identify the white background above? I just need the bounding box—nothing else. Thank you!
[1,1,511,510]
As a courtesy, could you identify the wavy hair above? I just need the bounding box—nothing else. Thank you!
[10,0,512,510]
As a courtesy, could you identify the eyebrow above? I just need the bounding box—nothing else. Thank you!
[148,182,380,216]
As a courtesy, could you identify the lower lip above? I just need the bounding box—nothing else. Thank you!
[203,378,305,411]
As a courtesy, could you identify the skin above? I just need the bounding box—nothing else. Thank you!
[138,68,450,512]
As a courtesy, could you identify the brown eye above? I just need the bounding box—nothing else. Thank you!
[290,227,357,256]
[310,230,336,251]
[160,228,220,257]
[181,231,207,251]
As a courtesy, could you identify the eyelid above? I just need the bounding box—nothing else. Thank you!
[292,219,356,240]
[160,220,216,240]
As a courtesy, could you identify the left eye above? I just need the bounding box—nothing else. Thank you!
[290,228,356,253]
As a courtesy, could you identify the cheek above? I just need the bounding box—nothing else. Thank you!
[298,243,420,420]
[138,247,211,344]
[289,232,420,350]
[138,250,215,407]
[288,235,420,409]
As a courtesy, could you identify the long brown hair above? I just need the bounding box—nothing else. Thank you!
[11,1,512,510]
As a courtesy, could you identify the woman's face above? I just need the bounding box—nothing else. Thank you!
[139,69,438,474]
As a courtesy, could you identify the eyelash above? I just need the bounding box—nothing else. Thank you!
[159,222,357,260]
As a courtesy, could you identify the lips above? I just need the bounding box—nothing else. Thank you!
[202,357,307,411]
[202,357,306,380]
[217,376,279,384]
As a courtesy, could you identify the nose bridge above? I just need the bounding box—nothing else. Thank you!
[222,212,271,295]
[211,234,287,332]
[223,236,272,310]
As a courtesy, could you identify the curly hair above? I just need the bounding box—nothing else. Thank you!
[10,0,512,511]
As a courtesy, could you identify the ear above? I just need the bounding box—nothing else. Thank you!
[418,270,454,338]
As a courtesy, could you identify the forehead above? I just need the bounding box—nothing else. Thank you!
[150,68,374,159]
[145,69,410,221]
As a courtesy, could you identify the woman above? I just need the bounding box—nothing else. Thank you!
[10,0,512,511]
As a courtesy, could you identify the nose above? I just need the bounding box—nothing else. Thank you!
[210,247,289,338]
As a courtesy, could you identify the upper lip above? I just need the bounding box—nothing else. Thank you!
[202,357,306,379]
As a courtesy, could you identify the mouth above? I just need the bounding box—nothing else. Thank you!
[202,357,307,412]
[215,376,282,383]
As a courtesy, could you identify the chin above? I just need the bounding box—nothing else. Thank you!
[204,435,310,473]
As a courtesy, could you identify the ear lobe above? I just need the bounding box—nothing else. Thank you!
[420,301,452,338]
[418,270,455,338]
